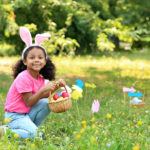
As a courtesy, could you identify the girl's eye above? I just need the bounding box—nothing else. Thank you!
[29,57,34,59]
[39,57,43,59]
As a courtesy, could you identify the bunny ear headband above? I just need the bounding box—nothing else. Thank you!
[20,27,50,59]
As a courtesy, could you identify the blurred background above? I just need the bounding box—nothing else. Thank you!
[1,2,150,149]
[0,0,150,57]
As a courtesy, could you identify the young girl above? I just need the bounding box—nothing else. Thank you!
[4,27,66,139]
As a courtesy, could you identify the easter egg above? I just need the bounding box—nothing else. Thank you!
[53,94,60,100]
[62,92,69,98]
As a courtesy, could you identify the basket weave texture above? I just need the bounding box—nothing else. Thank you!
[48,86,72,113]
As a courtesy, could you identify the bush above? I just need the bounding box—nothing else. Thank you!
[0,43,16,56]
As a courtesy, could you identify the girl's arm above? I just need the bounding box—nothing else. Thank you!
[22,79,66,107]
[22,88,45,107]
[38,87,58,98]
[22,81,57,107]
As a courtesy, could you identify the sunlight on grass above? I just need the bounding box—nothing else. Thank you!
[53,55,150,80]
[0,52,150,149]
[1,54,150,80]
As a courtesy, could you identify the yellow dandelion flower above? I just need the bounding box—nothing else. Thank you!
[99,124,102,127]
[81,121,86,125]
[91,83,96,88]
[104,137,107,141]
[138,133,141,136]
[132,145,139,150]
[31,144,35,147]
[4,119,9,123]
[76,134,81,139]
[137,121,143,125]
[107,113,112,119]
[85,83,90,87]
[83,125,87,129]
[92,137,97,143]
[128,123,130,126]
[80,129,85,133]
[5,118,12,123]
[91,117,95,121]
[95,130,99,133]
[14,134,19,138]
[121,100,125,104]
[85,83,96,88]
[8,118,12,121]
[92,124,96,128]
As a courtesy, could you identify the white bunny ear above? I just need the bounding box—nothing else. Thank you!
[35,33,50,45]
[19,27,32,46]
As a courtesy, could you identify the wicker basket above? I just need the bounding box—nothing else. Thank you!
[48,86,72,113]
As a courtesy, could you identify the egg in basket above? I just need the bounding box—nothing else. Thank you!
[48,86,72,113]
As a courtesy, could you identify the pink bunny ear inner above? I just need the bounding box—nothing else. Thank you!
[35,33,50,45]
[19,27,32,46]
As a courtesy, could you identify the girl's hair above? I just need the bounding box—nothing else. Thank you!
[13,47,56,80]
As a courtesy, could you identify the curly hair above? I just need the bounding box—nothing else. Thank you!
[12,47,56,80]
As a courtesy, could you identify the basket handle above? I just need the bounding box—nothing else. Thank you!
[49,86,68,103]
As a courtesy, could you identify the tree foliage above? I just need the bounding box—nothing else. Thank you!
[0,0,149,56]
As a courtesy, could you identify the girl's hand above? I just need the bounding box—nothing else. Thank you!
[57,79,66,87]
[43,79,66,93]
[43,81,57,92]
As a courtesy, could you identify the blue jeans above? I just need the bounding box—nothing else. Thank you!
[5,98,50,139]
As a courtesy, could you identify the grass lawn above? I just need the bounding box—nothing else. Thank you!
[0,51,150,149]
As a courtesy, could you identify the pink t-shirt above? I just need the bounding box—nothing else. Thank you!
[5,70,45,113]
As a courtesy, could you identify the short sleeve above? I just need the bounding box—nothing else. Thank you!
[44,79,49,85]
[15,73,33,93]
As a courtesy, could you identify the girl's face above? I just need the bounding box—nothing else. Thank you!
[23,47,46,73]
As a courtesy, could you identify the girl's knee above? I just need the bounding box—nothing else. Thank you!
[39,98,49,109]
[29,128,37,138]
[10,126,37,139]
[39,98,49,105]
[22,125,37,138]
